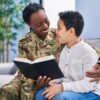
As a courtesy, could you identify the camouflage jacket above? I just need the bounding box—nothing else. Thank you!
[0,29,62,100]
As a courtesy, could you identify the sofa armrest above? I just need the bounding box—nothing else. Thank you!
[0,62,17,75]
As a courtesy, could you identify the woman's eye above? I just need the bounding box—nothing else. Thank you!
[36,24,42,27]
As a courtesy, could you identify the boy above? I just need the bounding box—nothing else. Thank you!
[35,11,100,100]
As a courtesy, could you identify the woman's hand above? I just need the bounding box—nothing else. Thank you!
[85,64,100,82]
[42,84,63,100]
[36,76,51,87]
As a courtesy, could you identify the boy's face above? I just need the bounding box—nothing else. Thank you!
[28,10,50,40]
[56,19,72,45]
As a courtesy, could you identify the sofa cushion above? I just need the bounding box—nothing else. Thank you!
[0,63,17,75]
[85,38,100,57]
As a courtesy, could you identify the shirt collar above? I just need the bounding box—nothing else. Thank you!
[65,40,84,50]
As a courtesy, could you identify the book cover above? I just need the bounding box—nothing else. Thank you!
[13,55,64,79]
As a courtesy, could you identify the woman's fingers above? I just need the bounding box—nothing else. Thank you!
[86,70,100,78]
[37,76,51,87]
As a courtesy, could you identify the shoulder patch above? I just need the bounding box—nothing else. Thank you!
[50,28,56,33]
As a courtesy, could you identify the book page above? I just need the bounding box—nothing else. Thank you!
[14,55,55,64]
[33,55,55,64]
[14,58,31,63]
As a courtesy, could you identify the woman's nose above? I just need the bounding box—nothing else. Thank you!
[43,23,49,29]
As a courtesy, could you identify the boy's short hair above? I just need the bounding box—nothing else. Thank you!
[59,11,84,36]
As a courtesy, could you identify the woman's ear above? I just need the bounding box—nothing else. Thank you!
[27,23,33,31]
[27,22,31,27]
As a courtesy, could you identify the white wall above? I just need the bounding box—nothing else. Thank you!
[43,0,75,28]
[76,0,100,39]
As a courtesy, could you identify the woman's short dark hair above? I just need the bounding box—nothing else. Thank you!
[59,11,84,36]
[23,3,44,24]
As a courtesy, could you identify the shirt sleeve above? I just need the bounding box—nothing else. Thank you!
[62,50,99,93]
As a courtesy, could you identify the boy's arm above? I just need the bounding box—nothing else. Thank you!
[85,47,100,81]
[62,50,98,93]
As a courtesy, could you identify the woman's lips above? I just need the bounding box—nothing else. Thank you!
[42,29,49,33]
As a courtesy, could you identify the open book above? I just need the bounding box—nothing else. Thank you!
[13,55,64,79]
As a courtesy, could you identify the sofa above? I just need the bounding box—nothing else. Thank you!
[0,62,17,88]
[85,38,100,56]
[0,38,100,100]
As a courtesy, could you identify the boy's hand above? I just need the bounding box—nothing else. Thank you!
[49,80,57,86]
[42,84,63,100]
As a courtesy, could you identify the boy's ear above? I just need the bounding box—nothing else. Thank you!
[70,27,75,35]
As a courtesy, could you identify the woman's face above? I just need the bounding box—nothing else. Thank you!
[56,19,71,45]
[29,10,50,40]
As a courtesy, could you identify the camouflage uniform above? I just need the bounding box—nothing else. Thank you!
[0,29,62,100]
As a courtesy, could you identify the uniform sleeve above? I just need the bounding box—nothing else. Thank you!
[62,50,98,93]
[18,39,27,58]
[0,71,21,100]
